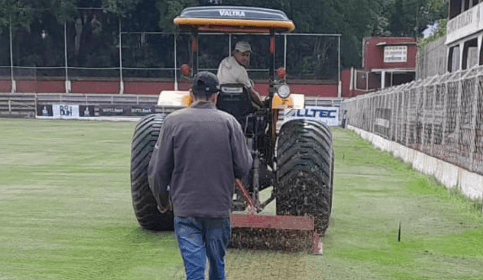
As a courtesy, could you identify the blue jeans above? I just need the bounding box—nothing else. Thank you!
[174,216,231,280]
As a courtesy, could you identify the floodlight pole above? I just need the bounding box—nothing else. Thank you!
[64,21,70,93]
[119,18,124,94]
[9,15,15,93]
[338,35,341,98]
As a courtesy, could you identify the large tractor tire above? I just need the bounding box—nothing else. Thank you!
[276,119,334,234]
[131,114,174,231]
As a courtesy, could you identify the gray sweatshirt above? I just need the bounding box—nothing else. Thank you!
[148,101,253,218]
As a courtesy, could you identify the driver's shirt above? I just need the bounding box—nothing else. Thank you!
[217,56,253,88]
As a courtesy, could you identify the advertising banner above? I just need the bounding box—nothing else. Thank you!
[97,105,156,117]
[37,103,158,118]
[79,105,95,117]
[284,107,339,126]
[374,108,391,138]
[38,104,53,117]
[52,104,80,119]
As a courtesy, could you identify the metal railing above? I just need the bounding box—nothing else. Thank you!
[0,93,159,117]
[0,93,343,119]
[344,65,483,175]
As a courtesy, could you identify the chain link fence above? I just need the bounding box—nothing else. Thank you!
[0,7,340,90]
[345,65,483,176]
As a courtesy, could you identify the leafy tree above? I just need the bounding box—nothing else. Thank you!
[157,0,198,33]
[386,0,447,37]
[0,0,449,79]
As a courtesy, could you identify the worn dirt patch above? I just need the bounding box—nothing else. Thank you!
[226,249,322,280]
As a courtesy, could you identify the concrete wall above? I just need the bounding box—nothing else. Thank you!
[417,36,447,80]
[348,125,483,200]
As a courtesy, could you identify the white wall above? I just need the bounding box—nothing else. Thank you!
[348,125,483,200]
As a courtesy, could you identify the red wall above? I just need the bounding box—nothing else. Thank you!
[123,80,338,97]
[72,81,120,94]
[0,79,338,98]
[17,80,65,93]
[363,37,417,71]
[254,82,338,97]
[0,80,11,92]
[341,69,377,98]
[124,81,191,95]
[341,69,352,98]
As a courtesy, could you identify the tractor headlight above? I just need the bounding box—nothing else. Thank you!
[277,84,291,99]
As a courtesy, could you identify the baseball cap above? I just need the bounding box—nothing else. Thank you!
[234,41,251,53]
[192,71,220,97]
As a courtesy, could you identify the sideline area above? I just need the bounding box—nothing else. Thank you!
[0,119,482,279]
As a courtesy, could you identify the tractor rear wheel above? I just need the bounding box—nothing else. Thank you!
[276,119,334,234]
[131,114,174,231]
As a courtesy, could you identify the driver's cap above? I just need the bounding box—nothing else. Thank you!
[192,71,220,97]
[234,41,251,53]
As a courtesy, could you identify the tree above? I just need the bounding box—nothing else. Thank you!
[386,0,447,37]
[0,0,449,79]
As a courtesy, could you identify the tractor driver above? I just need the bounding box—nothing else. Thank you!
[217,41,264,107]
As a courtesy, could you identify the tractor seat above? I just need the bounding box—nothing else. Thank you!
[216,84,257,128]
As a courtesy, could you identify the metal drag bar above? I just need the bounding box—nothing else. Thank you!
[231,180,323,255]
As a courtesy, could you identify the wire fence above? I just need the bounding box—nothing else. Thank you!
[345,65,483,176]
[0,7,341,92]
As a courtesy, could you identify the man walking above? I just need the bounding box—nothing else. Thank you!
[148,71,253,280]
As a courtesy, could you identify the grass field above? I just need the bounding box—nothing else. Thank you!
[1,118,483,280]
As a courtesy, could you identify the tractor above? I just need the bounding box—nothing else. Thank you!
[130,6,334,253]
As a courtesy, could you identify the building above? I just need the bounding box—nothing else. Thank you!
[446,0,483,72]
[342,37,417,97]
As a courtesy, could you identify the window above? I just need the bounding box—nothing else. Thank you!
[450,0,462,19]
[448,45,460,72]
[384,46,407,63]
[462,39,478,69]
[479,38,483,65]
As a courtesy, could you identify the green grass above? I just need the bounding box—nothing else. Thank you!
[320,128,483,280]
[0,119,183,280]
[1,119,483,279]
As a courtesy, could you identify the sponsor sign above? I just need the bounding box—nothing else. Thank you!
[53,104,79,119]
[38,104,53,117]
[384,46,407,63]
[37,104,157,118]
[97,105,156,117]
[373,108,391,138]
[130,106,155,116]
[97,105,125,116]
[79,105,95,117]
[284,107,339,126]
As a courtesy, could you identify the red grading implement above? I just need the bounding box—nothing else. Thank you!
[231,180,323,255]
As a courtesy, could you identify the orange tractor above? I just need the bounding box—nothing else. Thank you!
[130,6,334,254]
